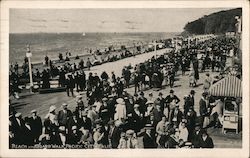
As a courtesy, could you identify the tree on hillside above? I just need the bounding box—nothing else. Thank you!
[183,8,242,35]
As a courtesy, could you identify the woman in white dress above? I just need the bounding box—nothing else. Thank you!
[114,98,127,120]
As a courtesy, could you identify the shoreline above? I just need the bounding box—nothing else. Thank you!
[10,32,177,66]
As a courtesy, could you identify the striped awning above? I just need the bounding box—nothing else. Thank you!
[208,75,242,97]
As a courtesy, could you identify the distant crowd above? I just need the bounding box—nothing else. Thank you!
[9,35,242,149]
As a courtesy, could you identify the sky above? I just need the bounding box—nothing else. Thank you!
[10,8,233,33]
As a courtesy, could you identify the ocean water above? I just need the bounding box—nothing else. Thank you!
[9,32,177,64]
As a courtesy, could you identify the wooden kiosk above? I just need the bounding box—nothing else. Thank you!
[208,75,242,134]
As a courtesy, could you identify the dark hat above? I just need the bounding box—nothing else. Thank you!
[170,89,174,93]
[169,128,176,135]
[158,92,163,96]
[134,93,138,97]
[202,92,209,97]
[190,90,195,94]
[184,95,189,99]
[200,129,207,135]
[139,91,144,95]
[24,117,30,123]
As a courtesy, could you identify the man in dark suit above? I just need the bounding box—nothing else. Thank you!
[183,95,192,117]
[131,104,143,133]
[165,89,180,104]
[79,111,92,132]
[198,129,214,148]
[167,128,179,148]
[11,112,25,145]
[23,117,34,146]
[169,105,183,126]
[102,122,110,148]
[66,113,80,134]
[186,106,197,141]
[189,90,196,107]
[165,89,180,120]
[66,126,82,145]
[58,103,73,127]
[156,92,165,112]
[138,91,147,116]
[109,120,122,148]
[143,124,157,148]
[199,92,209,128]
[152,104,164,125]
[65,73,75,97]
[29,110,42,143]
[99,98,110,124]
[192,124,202,148]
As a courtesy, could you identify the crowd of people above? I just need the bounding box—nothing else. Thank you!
[9,88,218,149]
[9,35,242,149]
[9,39,169,98]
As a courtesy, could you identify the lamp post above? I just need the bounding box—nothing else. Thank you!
[154,40,157,57]
[26,44,33,93]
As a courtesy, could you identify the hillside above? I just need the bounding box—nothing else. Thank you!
[183,8,242,35]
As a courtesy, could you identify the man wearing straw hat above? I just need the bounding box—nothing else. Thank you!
[125,129,138,149]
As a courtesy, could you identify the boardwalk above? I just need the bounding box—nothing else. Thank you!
[10,48,242,148]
